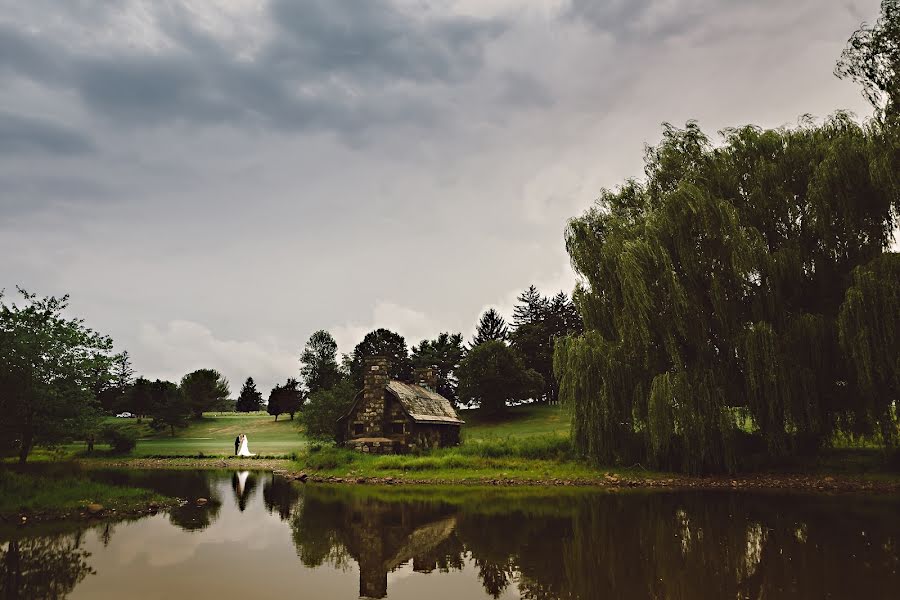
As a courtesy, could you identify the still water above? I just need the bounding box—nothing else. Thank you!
[2,469,899,599]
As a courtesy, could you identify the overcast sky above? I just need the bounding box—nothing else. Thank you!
[0,0,882,393]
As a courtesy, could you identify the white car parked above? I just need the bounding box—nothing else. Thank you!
[115,412,135,418]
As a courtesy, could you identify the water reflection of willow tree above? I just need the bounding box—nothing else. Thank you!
[0,535,94,599]
[290,487,900,600]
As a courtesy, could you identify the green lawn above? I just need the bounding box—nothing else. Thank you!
[461,404,571,441]
[70,412,308,457]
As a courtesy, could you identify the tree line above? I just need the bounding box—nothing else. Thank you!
[0,282,580,460]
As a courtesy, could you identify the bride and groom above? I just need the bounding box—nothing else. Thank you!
[234,433,255,457]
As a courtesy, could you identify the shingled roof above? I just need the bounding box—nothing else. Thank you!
[386,380,464,425]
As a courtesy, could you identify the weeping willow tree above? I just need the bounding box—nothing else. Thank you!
[838,254,900,445]
[555,116,899,473]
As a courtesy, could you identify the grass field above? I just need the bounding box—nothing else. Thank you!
[61,404,570,459]
[69,412,308,457]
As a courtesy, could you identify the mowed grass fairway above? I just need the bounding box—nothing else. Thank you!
[86,412,308,457]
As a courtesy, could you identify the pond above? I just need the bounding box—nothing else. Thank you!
[2,469,899,599]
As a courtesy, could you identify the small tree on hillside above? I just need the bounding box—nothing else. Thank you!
[457,340,543,416]
[236,377,264,412]
[180,369,230,418]
[282,378,303,420]
[268,379,303,421]
[471,308,509,347]
[267,384,283,421]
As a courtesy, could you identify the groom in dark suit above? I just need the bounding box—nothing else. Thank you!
[234,435,240,456]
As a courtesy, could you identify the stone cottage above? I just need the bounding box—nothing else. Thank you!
[338,356,463,454]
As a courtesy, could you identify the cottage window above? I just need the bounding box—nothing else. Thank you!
[390,422,405,435]
[353,423,364,435]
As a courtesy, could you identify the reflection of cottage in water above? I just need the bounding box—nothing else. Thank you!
[338,356,463,454]
[342,500,459,599]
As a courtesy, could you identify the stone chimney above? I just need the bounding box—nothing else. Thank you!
[415,366,438,391]
[361,356,390,437]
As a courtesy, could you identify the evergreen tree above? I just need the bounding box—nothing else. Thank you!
[411,332,465,405]
[300,330,343,395]
[471,308,509,347]
[512,285,550,327]
[235,377,264,412]
[349,328,412,387]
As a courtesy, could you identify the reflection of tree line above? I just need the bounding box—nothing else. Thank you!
[4,476,900,600]
[290,488,900,600]
[0,535,93,599]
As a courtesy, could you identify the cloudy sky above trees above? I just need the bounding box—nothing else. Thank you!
[0,0,882,392]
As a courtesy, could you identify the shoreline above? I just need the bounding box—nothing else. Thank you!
[63,456,900,494]
[279,470,900,494]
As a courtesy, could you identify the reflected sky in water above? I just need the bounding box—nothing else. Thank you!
[2,470,899,599]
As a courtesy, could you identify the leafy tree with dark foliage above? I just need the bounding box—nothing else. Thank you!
[148,379,190,436]
[180,369,230,418]
[0,289,112,463]
[349,328,412,387]
[457,340,543,415]
[471,308,509,347]
[300,379,357,442]
[411,332,466,405]
[268,378,304,421]
[300,330,344,395]
[129,377,154,420]
[236,377,264,412]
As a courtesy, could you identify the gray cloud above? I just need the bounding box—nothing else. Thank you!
[0,111,95,155]
[0,0,878,391]
[0,0,503,135]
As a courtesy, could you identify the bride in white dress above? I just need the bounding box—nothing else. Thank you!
[236,434,255,457]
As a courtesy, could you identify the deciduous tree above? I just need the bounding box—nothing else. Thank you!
[457,340,543,415]
[349,328,412,387]
[180,369,230,418]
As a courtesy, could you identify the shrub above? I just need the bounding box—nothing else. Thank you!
[99,425,138,454]
[303,446,356,470]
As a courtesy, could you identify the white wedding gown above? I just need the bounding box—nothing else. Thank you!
[237,436,255,457]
